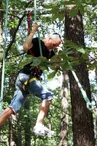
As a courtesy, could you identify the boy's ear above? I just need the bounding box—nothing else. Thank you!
[48,37,52,41]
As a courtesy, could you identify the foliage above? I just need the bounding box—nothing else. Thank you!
[0,0,97,145]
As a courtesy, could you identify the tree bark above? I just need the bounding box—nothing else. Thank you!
[59,71,69,146]
[65,10,95,146]
[9,117,17,146]
[24,101,31,146]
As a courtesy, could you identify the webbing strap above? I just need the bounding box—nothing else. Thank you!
[68,62,93,110]
[24,77,37,85]
[71,70,91,107]
[27,10,32,35]
[22,77,37,90]
[0,0,9,113]
[29,49,34,56]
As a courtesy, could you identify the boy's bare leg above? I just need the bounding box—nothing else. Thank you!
[0,107,14,126]
[36,99,52,125]
[33,100,54,137]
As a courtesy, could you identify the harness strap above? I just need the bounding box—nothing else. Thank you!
[29,49,41,77]
[29,49,34,56]
[27,10,32,35]
[22,77,37,90]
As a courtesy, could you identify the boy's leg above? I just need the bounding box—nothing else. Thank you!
[0,88,27,127]
[0,73,29,127]
[0,107,13,126]
[36,99,52,125]
[0,89,28,127]
[28,79,54,136]
[28,80,53,125]
[33,99,54,137]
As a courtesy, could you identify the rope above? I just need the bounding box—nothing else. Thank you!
[0,0,9,113]
[27,1,45,82]
[27,0,42,56]
[34,0,43,56]
[68,61,94,110]
[61,45,95,110]
[34,0,37,22]
[27,10,32,35]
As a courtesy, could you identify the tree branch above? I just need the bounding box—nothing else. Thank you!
[5,1,32,57]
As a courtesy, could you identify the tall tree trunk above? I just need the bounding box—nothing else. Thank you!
[15,114,22,146]
[59,71,69,146]
[94,71,97,146]
[9,117,17,146]
[24,100,31,146]
[65,10,95,146]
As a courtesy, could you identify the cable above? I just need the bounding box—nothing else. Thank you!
[0,0,9,113]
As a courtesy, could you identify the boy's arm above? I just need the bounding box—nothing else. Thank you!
[23,22,38,51]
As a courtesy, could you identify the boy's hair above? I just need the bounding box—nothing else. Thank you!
[50,33,61,40]
[52,33,61,39]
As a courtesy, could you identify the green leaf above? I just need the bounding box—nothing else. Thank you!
[75,0,82,6]
[19,56,33,67]
[65,40,78,48]
[69,6,79,17]
[64,0,75,5]
[79,5,84,15]
[49,64,56,70]
[48,71,56,79]
[31,57,41,66]
[40,65,48,71]
[38,56,47,62]
[77,48,86,54]
[61,62,72,70]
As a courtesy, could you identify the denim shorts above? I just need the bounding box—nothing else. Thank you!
[9,73,53,113]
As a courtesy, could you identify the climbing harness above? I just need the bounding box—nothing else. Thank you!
[22,77,37,90]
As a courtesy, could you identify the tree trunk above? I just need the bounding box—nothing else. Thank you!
[94,71,97,146]
[9,117,17,146]
[59,71,69,146]
[24,100,31,146]
[65,10,95,146]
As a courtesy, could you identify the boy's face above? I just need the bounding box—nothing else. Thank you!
[47,37,61,50]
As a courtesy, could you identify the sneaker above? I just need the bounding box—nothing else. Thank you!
[33,124,54,137]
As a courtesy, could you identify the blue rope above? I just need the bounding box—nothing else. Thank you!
[0,0,9,113]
